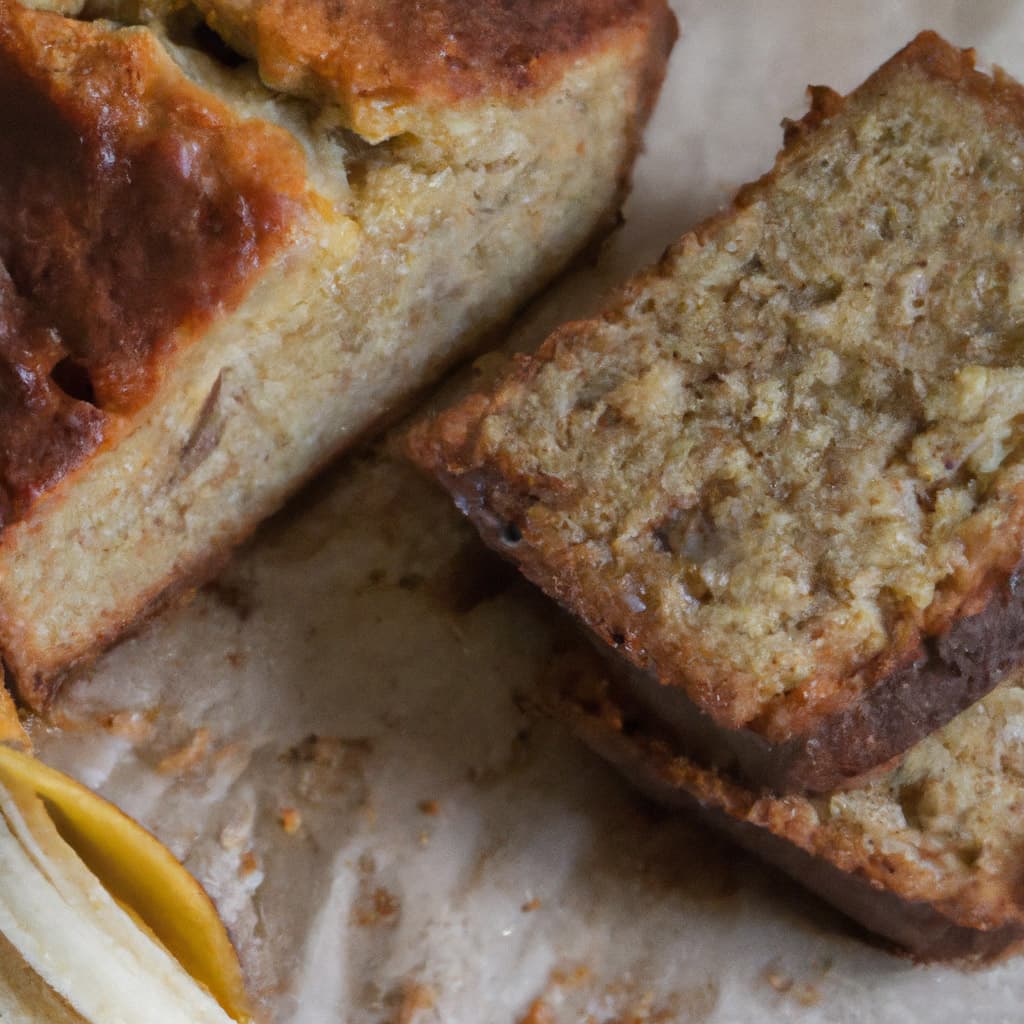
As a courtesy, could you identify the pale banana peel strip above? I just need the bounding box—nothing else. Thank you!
[0,780,234,1024]
[0,738,253,1023]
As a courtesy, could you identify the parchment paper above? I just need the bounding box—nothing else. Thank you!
[29,3,1024,1021]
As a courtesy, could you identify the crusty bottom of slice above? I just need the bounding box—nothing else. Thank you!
[0,25,667,708]
[545,646,1024,962]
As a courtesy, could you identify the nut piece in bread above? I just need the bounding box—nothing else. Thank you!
[410,32,1024,793]
[0,0,676,707]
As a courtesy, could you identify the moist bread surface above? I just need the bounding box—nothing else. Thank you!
[411,32,1024,792]
[0,0,675,707]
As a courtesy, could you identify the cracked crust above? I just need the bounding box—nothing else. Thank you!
[409,32,1024,793]
[196,0,676,142]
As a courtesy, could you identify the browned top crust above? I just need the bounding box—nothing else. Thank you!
[198,0,676,140]
[0,269,106,529]
[0,1,309,527]
[410,32,1024,767]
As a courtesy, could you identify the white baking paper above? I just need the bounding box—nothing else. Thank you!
[29,3,1024,1021]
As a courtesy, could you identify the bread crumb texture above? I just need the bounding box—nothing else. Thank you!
[432,35,1024,726]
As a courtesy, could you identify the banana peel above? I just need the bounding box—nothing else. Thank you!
[0,683,28,750]
[0,688,253,1024]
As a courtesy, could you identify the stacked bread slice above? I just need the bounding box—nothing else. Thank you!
[411,32,1024,959]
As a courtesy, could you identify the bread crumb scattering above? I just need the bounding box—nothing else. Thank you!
[157,727,212,776]
[278,806,302,834]
[395,982,437,1024]
[352,884,401,927]
[238,850,260,879]
[100,709,156,743]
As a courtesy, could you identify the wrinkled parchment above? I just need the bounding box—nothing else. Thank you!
[31,3,1024,1021]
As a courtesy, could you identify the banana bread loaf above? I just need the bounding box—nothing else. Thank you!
[0,0,675,707]
[410,32,1024,794]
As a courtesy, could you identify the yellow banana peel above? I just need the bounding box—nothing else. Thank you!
[0,684,29,751]
[0,689,253,1024]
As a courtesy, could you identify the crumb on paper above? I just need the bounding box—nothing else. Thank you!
[521,897,542,913]
[418,799,440,816]
[793,982,822,1007]
[283,734,374,766]
[157,727,212,775]
[279,806,302,834]
[549,964,590,989]
[219,803,256,851]
[763,966,793,994]
[418,831,431,847]
[101,709,155,743]
[284,734,374,801]
[396,982,436,1024]
[353,885,401,927]
[523,965,696,1024]
[239,850,260,879]
[517,999,555,1024]
[761,963,823,1007]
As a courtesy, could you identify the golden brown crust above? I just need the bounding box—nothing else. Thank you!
[198,0,676,140]
[0,1,308,528]
[409,31,1024,791]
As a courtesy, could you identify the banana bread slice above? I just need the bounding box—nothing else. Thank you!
[411,32,1024,794]
[549,647,1024,962]
[0,0,675,708]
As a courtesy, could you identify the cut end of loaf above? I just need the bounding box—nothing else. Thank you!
[0,0,675,708]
